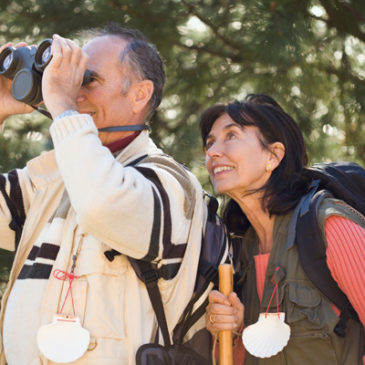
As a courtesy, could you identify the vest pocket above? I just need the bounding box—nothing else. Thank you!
[286,282,322,325]
[284,333,339,364]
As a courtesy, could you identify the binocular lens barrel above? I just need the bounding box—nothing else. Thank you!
[0,48,17,76]
[34,39,52,71]
[42,47,51,64]
[2,52,13,72]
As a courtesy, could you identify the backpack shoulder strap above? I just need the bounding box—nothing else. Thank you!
[128,258,172,347]
[295,188,360,336]
[104,152,172,345]
[196,193,228,288]
[0,173,25,246]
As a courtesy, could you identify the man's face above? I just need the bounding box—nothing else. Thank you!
[77,35,138,144]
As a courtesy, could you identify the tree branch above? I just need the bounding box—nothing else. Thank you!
[181,0,243,52]
[177,43,243,63]
[318,0,365,43]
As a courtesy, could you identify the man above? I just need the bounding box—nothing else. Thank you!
[0,24,205,364]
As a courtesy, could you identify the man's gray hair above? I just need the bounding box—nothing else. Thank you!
[96,23,165,117]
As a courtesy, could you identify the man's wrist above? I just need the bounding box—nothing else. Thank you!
[46,98,79,120]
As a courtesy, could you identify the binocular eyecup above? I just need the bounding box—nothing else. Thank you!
[0,38,92,106]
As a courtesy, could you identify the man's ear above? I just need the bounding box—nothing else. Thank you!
[129,80,154,114]
[268,141,285,170]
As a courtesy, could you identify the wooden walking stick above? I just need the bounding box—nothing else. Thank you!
[218,263,233,365]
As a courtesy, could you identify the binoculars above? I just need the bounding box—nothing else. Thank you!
[0,39,91,105]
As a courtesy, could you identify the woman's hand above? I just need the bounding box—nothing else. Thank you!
[206,290,244,336]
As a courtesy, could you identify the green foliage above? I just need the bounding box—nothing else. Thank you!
[0,249,14,300]
[0,0,364,286]
[0,0,364,168]
[0,113,51,171]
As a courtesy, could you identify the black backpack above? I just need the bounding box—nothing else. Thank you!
[294,161,365,336]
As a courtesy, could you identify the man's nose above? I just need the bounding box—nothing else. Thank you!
[76,88,86,103]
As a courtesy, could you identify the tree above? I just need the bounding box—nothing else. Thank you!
[0,0,364,292]
[0,0,363,171]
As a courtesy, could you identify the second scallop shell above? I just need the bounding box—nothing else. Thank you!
[242,312,291,358]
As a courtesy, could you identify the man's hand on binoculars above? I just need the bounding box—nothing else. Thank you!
[0,42,34,124]
[42,34,89,120]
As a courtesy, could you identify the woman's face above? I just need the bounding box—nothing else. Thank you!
[205,113,272,199]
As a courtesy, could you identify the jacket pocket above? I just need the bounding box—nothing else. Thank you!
[63,235,128,340]
[286,282,322,326]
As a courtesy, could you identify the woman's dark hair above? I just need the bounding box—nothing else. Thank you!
[199,93,311,234]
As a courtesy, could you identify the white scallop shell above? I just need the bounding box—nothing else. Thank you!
[242,312,290,358]
[37,315,90,363]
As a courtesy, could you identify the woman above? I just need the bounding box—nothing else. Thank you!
[201,94,365,364]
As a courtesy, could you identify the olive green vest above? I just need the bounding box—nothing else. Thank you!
[238,198,364,365]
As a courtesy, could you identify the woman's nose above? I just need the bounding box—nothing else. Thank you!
[206,145,223,158]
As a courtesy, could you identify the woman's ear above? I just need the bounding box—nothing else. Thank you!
[130,80,154,114]
[267,142,285,171]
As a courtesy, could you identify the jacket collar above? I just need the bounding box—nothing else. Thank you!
[114,130,162,165]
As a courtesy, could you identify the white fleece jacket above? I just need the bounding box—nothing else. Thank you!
[0,114,205,365]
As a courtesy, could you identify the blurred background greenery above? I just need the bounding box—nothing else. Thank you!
[0,0,364,297]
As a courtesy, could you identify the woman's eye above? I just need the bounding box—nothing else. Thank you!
[226,132,236,140]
